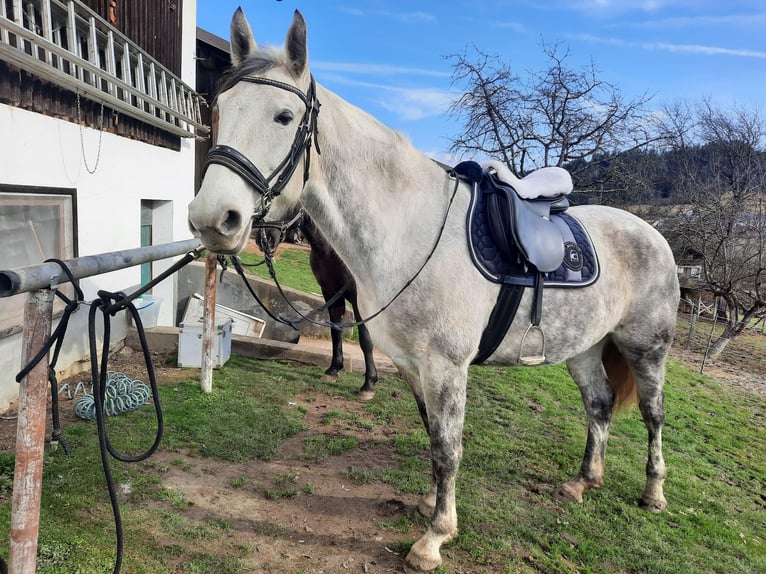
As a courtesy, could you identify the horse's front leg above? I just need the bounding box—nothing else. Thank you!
[321,295,347,382]
[404,366,466,573]
[353,301,378,401]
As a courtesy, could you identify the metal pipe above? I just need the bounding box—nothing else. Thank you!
[200,252,217,393]
[9,290,54,574]
[0,238,201,298]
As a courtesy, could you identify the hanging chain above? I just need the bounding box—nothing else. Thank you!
[76,92,105,174]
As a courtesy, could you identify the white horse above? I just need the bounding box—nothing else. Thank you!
[188,8,680,573]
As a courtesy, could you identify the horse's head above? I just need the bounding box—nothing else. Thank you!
[188,8,317,254]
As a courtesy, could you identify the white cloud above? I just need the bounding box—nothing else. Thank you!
[313,61,452,78]
[375,87,455,121]
[620,12,766,29]
[492,20,527,33]
[572,33,766,59]
[319,73,455,121]
[334,7,436,24]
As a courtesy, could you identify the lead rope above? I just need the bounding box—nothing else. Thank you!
[12,248,202,574]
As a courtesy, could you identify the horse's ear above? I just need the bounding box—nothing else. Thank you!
[285,10,308,77]
[230,7,257,66]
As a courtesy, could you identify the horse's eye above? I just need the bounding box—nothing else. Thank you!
[275,111,294,126]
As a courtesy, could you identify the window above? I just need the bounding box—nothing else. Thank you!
[0,186,76,333]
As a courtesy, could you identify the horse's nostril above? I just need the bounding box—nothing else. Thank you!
[222,210,242,232]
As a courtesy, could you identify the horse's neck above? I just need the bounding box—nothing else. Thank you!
[304,87,451,291]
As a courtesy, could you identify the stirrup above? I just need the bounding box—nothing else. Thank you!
[519,323,546,366]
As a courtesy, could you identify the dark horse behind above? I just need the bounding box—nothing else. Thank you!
[257,213,378,401]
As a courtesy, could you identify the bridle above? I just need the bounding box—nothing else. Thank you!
[203,75,321,223]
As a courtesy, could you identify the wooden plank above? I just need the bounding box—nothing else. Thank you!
[121,41,132,103]
[12,0,22,27]
[41,0,54,66]
[159,70,168,121]
[66,1,80,81]
[105,30,115,96]
[169,77,179,127]
[149,62,159,117]
[135,51,145,111]
[0,1,8,46]
[86,16,98,87]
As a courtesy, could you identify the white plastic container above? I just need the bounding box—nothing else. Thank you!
[132,295,162,328]
[177,318,233,368]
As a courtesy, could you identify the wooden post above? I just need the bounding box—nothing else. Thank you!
[9,289,54,574]
[200,252,217,393]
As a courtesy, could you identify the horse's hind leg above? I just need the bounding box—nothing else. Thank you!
[557,342,615,503]
[623,344,669,512]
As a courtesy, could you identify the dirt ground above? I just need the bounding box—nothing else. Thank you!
[0,345,763,573]
[1,347,420,573]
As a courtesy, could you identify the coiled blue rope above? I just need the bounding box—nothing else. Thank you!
[59,372,151,420]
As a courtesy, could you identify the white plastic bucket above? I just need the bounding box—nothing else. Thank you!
[132,295,162,328]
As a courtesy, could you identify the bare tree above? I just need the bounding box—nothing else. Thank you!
[662,100,766,359]
[447,41,659,182]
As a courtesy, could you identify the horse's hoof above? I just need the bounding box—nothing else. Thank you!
[321,373,339,382]
[358,389,375,401]
[403,550,442,573]
[639,497,667,513]
[553,482,584,504]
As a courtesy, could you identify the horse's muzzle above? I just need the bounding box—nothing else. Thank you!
[187,207,251,255]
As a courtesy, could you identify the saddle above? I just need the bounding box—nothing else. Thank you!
[482,160,572,273]
[453,160,597,366]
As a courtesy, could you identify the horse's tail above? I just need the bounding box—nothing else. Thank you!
[602,340,636,413]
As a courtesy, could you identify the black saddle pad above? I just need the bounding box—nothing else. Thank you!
[459,162,599,288]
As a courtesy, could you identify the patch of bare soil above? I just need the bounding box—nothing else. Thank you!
[1,348,420,573]
[670,347,766,398]
[150,410,415,573]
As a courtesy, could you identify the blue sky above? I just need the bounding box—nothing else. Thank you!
[196,1,765,164]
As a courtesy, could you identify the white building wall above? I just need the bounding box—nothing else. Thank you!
[0,1,199,411]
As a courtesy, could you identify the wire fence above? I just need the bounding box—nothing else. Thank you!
[674,310,766,377]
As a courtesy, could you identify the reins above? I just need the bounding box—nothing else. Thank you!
[231,174,462,332]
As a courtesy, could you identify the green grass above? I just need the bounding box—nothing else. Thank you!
[0,356,764,573]
[236,246,322,295]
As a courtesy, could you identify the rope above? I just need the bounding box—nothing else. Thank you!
[11,248,201,574]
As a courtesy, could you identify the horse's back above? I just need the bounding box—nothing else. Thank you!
[476,204,679,366]
[569,205,678,296]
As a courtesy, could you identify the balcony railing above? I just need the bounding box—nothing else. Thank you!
[0,0,209,139]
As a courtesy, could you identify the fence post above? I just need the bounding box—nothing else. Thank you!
[700,296,720,374]
[687,295,698,347]
[200,252,217,393]
[9,289,54,574]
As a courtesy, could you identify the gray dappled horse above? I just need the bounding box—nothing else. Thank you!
[188,8,680,573]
